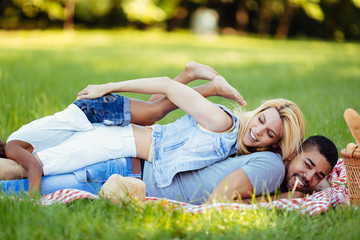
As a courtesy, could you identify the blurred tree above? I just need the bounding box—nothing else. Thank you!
[64,0,75,30]
[276,0,295,38]
[258,0,273,35]
[0,0,359,40]
[11,0,64,22]
[275,0,325,38]
[328,0,360,40]
[121,0,165,26]
[75,0,113,23]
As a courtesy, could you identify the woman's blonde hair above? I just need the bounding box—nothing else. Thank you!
[235,98,304,160]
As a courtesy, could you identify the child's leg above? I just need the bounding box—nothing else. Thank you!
[72,62,218,126]
[129,84,217,126]
[130,63,243,126]
[129,62,218,125]
[74,62,242,126]
[148,61,218,102]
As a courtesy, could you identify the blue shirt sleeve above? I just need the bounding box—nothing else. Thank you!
[241,152,285,195]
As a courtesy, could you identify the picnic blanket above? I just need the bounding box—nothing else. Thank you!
[41,159,351,215]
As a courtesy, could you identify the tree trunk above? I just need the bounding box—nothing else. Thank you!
[275,1,294,39]
[64,0,75,30]
[258,0,272,36]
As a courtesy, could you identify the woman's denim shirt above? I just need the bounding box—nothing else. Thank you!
[151,105,239,188]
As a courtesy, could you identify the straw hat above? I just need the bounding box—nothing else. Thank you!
[99,174,146,204]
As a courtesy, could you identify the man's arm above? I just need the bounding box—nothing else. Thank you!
[207,152,285,204]
[207,168,253,203]
[207,169,305,204]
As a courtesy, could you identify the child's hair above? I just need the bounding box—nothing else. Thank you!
[235,98,304,160]
[301,135,338,169]
[0,140,6,158]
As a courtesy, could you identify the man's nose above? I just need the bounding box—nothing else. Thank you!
[304,169,316,183]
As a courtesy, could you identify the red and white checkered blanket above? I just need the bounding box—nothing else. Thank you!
[41,159,351,215]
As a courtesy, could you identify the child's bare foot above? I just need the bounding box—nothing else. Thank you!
[209,75,247,107]
[175,61,218,84]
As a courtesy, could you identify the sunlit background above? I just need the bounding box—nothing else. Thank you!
[1,0,360,41]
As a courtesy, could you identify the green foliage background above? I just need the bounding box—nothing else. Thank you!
[1,0,360,40]
[0,30,359,239]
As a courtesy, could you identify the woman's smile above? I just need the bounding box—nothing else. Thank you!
[249,129,258,143]
[243,108,283,148]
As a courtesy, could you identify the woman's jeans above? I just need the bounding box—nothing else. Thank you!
[0,157,140,196]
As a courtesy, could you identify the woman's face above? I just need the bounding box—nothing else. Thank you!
[243,108,283,148]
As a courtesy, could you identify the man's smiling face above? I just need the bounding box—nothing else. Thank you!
[284,149,332,192]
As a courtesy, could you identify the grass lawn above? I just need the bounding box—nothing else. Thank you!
[0,30,359,239]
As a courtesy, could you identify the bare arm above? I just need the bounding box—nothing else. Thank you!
[5,140,42,195]
[77,77,243,132]
[0,157,27,180]
[207,168,254,203]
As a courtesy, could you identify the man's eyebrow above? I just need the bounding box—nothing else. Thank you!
[307,158,316,167]
[307,158,326,178]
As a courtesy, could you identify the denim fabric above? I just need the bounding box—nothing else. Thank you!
[152,105,239,188]
[0,158,139,196]
[73,94,131,126]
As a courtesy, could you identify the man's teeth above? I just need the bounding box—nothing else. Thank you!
[250,130,257,141]
[295,176,304,186]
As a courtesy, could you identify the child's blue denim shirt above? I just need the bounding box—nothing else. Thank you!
[151,105,239,188]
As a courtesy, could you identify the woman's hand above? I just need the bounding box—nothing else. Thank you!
[77,84,110,100]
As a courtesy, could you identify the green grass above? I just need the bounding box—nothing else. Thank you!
[0,30,360,239]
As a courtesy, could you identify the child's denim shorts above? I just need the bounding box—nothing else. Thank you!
[73,94,131,126]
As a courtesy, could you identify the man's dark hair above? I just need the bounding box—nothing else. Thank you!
[0,140,6,158]
[301,135,338,169]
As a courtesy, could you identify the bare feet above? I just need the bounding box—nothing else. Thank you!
[149,62,218,102]
[174,61,219,84]
[209,75,247,107]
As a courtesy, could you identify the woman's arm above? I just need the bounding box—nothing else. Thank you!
[5,140,42,195]
[77,77,245,132]
[207,168,254,203]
